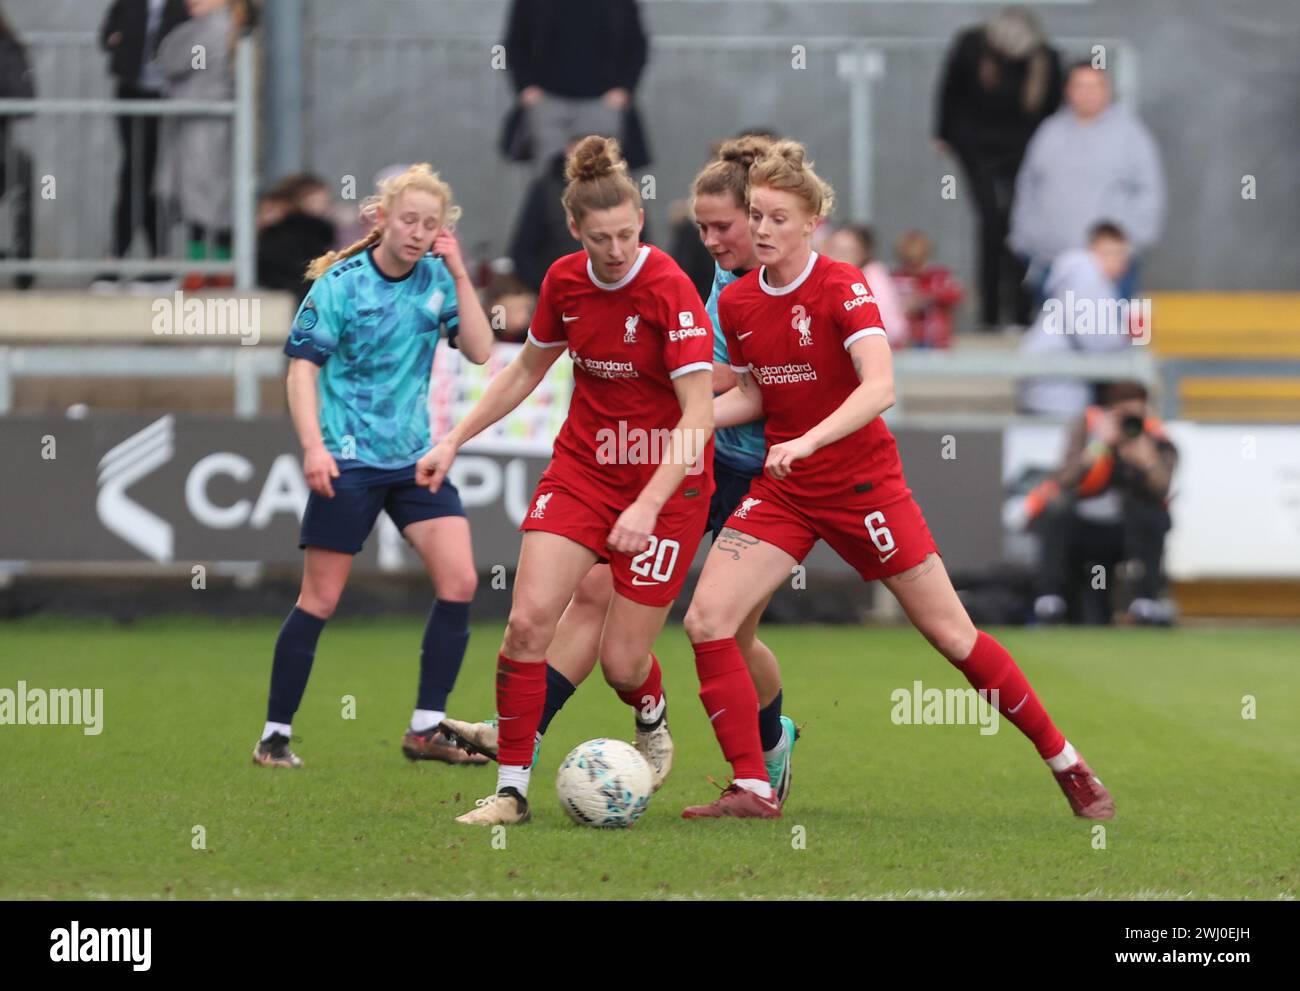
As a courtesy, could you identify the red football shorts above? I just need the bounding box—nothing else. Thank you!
[519,466,711,607]
[723,475,938,581]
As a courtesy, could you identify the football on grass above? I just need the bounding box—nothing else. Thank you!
[556,738,653,828]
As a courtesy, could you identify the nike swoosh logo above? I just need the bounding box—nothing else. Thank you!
[707,708,727,722]
[497,715,518,721]
[737,331,754,340]
[877,548,899,564]
[630,577,661,586]
[1007,695,1029,715]
[562,314,579,322]
[289,334,312,347]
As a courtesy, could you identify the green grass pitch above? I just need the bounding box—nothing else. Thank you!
[1,618,1295,900]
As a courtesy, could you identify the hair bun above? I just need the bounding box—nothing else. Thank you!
[769,140,807,170]
[566,135,626,184]
[718,134,775,171]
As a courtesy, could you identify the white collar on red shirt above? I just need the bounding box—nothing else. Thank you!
[587,245,651,291]
[759,250,818,297]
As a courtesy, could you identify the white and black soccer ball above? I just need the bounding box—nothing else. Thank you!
[556,738,653,828]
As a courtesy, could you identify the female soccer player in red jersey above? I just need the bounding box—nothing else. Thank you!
[679,140,1115,820]
[442,135,801,805]
[417,136,716,825]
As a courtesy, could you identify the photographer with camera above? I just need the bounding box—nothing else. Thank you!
[1030,381,1178,625]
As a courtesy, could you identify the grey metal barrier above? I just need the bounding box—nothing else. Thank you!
[0,35,256,288]
[0,343,1156,420]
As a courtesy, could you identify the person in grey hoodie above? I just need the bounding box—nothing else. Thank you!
[1009,62,1163,300]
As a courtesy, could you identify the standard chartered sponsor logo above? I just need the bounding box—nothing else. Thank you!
[752,362,818,385]
[570,351,639,380]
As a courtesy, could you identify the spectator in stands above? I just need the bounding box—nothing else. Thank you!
[1010,61,1164,303]
[484,273,536,344]
[1027,380,1177,626]
[257,173,337,304]
[507,139,579,293]
[501,0,650,171]
[0,3,34,288]
[824,223,908,347]
[155,0,253,290]
[97,0,190,287]
[892,230,964,349]
[935,6,1062,330]
[508,135,653,293]
[1017,221,1136,417]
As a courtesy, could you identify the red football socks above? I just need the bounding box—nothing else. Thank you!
[495,653,547,766]
[955,631,1066,759]
[693,638,767,781]
[616,653,666,726]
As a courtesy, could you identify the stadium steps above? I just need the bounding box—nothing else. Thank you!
[1172,580,1300,619]
[1149,292,1300,421]
[1178,377,1300,422]
[1148,293,1300,357]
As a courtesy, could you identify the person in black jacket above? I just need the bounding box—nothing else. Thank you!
[503,0,649,171]
[98,0,189,270]
[0,4,33,286]
[508,138,654,293]
[256,173,337,304]
[934,6,1062,329]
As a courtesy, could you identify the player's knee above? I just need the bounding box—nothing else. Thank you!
[929,622,978,663]
[503,604,555,658]
[684,599,736,644]
[598,652,641,693]
[297,590,340,620]
[436,569,477,604]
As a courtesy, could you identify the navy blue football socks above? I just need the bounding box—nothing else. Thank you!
[416,599,471,712]
[537,664,576,736]
[758,689,784,752]
[267,606,326,723]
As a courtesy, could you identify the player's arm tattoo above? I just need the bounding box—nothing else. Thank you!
[716,527,760,561]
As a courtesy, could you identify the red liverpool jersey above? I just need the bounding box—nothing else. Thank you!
[528,245,715,502]
[718,251,906,501]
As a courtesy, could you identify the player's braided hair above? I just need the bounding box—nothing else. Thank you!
[748,140,835,220]
[304,163,461,281]
[561,135,641,225]
[691,133,776,210]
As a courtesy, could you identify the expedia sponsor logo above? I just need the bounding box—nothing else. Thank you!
[752,362,818,385]
[570,351,639,380]
[668,326,708,342]
[843,291,877,311]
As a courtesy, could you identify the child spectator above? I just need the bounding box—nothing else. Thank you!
[824,223,908,347]
[892,230,965,349]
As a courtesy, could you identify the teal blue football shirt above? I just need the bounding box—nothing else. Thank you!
[285,247,460,469]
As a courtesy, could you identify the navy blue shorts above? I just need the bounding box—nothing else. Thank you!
[299,463,465,555]
[707,456,762,542]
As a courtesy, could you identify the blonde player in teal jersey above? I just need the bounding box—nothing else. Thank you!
[252,164,495,770]
[443,135,800,807]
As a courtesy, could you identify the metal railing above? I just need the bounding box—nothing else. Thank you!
[0,36,256,288]
[0,343,1157,420]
